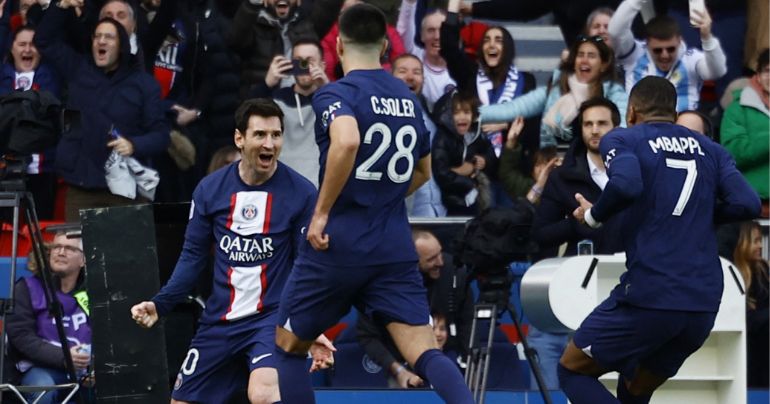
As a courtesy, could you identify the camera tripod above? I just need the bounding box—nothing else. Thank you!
[464,268,551,404]
[0,180,81,404]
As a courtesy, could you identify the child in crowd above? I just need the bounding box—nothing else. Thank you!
[432,91,495,216]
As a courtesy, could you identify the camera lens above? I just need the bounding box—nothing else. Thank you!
[299,59,309,69]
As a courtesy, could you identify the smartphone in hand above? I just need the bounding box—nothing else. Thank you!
[688,0,706,26]
[290,58,310,76]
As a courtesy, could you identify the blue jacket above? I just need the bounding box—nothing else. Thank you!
[479,70,627,148]
[36,6,169,189]
[0,63,61,97]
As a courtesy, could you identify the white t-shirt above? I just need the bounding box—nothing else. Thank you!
[411,46,456,113]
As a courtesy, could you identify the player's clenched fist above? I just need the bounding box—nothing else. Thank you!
[130,301,159,328]
[307,212,330,251]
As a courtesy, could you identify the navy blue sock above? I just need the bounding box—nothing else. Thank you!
[275,347,314,404]
[414,349,474,404]
[557,363,619,404]
[617,374,652,404]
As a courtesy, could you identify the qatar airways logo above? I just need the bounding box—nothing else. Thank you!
[219,234,274,262]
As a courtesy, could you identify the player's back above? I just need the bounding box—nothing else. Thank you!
[604,123,754,312]
[309,69,430,267]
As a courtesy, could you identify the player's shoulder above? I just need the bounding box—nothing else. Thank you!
[602,125,637,146]
[275,162,317,196]
[195,162,235,195]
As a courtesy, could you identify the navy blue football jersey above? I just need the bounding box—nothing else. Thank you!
[153,162,316,324]
[306,69,431,266]
[592,123,760,312]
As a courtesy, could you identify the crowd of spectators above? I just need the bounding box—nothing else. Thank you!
[0,0,766,395]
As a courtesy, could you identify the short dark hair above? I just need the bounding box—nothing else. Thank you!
[451,91,480,121]
[757,48,770,72]
[645,15,680,40]
[338,3,386,45]
[292,37,324,58]
[578,97,621,127]
[628,76,677,120]
[234,98,284,134]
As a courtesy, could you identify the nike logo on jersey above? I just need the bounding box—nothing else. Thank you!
[236,224,262,231]
[301,226,307,235]
[252,353,273,364]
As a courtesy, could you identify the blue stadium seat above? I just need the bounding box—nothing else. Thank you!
[0,257,30,298]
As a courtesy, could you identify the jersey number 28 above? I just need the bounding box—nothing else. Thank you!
[355,123,417,183]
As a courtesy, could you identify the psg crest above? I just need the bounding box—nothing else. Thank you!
[242,204,258,220]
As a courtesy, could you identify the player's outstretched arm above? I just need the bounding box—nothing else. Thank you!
[130,301,159,328]
[308,115,360,251]
[406,155,431,196]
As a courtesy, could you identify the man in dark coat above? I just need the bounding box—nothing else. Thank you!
[526,97,624,390]
[227,0,342,97]
[532,97,626,256]
[36,0,169,221]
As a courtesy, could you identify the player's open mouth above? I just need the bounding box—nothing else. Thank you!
[258,153,273,164]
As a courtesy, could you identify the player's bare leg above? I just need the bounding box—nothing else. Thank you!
[558,341,619,403]
[386,322,437,364]
[559,341,607,377]
[616,366,666,403]
[387,322,474,404]
[247,368,280,404]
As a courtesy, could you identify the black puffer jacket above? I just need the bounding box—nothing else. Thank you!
[227,0,341,97]
[431,93,495,211]
[193,0,241,138]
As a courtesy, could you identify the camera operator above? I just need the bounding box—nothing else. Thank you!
[356,229,474,387]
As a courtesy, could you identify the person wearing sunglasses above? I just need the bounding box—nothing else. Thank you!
[479,35,627,149]
[608,0,727,112]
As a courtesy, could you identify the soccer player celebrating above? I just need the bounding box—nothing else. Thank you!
[559,76,761,403]
[273,4,474,404]
[130,99,334,404]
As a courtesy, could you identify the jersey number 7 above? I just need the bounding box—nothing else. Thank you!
[355,123,417,183]
[666,158,698,216]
